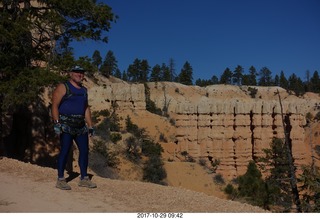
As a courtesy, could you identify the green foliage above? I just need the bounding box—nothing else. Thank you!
[305,112,313,123]
[180,151,195,162]
[1,0,117,69]
[198,158,207,166]
[195,76,219,87]
[177,61,193,85]
[315,112,320,121]
[288,73,305,96]
[298,165,320,212]
[248,87,258,98]
[213,174,225,185]
[91,109,110,124]
[159,133,168,142]
[279,71,289,89]
[315,145,320,156]
[232,65,244,85]
[0,67,62,110]
[209,158,220,173]
[124,116,167,184]
[258,66,273,86]
[92,139,119,168]
[110,132,122,144]
[237,161,271,209]
[150,63,172,82]
[125,136,141,162]
[140,139,164,157]
[125,115,137,132]
[93,109,121,142]
[0,0,116,112]
[226,136,303,212]
[109,111,121,132]
[220,68,233,84]
[76,56,96,76]
[258,138,294,211]
[127,58,150,82]
[125,115,147,139]
[100,50,118,77]
[224,183,238,200]
[247,66,258,86]
[144,83,162,116]
[143,155,167,185]
[95,117,110,140]
[92,50,102,70]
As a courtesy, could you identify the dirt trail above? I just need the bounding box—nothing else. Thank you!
[0,157,267,213]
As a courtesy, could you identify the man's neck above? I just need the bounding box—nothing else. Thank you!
[69,80,82,88]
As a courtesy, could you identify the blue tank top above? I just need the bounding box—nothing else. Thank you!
[58,81,88,115]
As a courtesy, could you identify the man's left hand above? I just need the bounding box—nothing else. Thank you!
[88,127,95,137]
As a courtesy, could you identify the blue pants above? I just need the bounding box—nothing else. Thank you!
[57,132,89,179]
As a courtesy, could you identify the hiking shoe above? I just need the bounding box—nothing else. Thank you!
[78,176,97,188]
[56,178,71,190]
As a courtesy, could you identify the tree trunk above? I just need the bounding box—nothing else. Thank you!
[277,89,302,212]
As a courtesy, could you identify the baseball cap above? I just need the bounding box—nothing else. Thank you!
[71,65,85,73]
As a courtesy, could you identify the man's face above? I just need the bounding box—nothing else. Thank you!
[70,71,85,84]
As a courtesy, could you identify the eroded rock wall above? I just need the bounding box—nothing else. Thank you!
[147,82,318,180]
[174,100,308,179]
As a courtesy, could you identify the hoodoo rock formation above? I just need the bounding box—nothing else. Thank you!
[85,78,319,180]
[146,82,318,179]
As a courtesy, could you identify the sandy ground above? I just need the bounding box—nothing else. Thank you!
[0,157,268,213]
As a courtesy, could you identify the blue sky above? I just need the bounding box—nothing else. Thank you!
[72,0,320,82]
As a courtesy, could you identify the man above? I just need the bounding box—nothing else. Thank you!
[51,66,96,190]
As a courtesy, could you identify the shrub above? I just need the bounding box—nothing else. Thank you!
[141,139,164,157]
[125,136,140,162]
[95,117,110,140]
[159,133,167,142]
[248,87,258,98]
[91,140,119,168]
[198,158,207,166]
[213,174,225,185]
[224,183,238,200]
[110,132,122,144]
[143,155,167,185]
[315,112,320,121]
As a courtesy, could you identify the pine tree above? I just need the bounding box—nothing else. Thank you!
[259,138,295,212]
[274,74,280,86]
[114,69,122,79]
[140,59,150,82]
[92,50,102,71]
[279,71,288,90]
[288,73,304,96]
[168,58,176,82]
[220,68,233,84]
[100,50,118,78]
[237,161,270,209]
[233,65,243,85]
[258,67,273,86]
[161,63,171,81]
[248,66,257,85]
[150,64,161,82]
[177,61,193,85]
[310,71,320,93]
[127,58,149,82]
